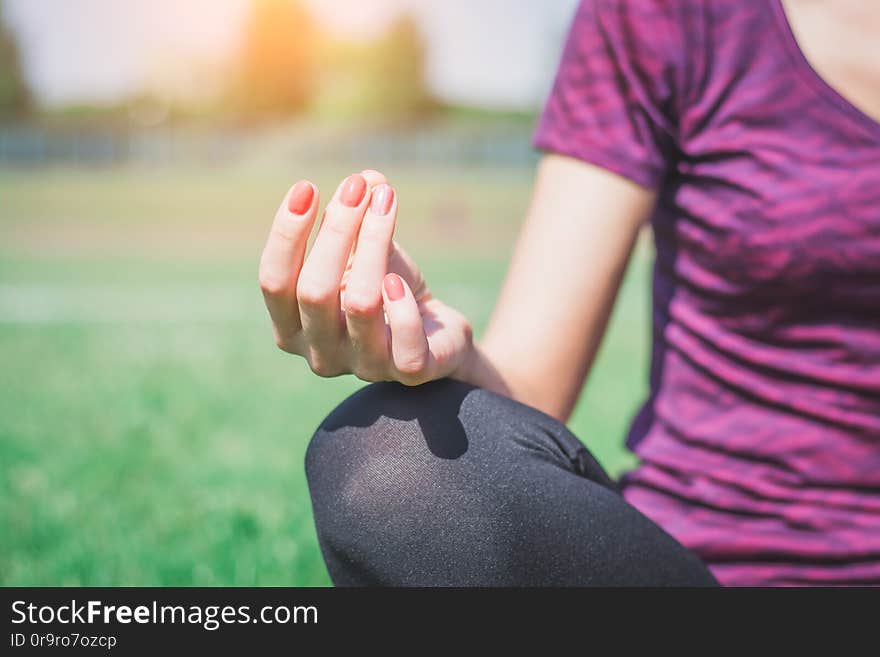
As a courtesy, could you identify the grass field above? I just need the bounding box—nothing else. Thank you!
[0,164,650,586]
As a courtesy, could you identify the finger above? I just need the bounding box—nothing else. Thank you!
[360,169,388,187]
[344,184,397,372]
[297,173,369,366]
[345,169,389,267]
[388,240,427,297]
[382,272,432,384]
[342,168,388,278]
[258,180,318,347]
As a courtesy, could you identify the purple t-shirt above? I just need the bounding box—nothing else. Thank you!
[534,0,880,585]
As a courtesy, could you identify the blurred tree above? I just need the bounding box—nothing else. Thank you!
[366,14,433,117]
[311,12,435,121]
[230,0,317,119]
[0,1,32,117]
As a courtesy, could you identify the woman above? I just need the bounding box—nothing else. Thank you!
[259,0,880,586]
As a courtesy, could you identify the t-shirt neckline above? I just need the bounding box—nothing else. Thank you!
[769,0,880,142]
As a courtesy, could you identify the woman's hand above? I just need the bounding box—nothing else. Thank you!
[259,169,473,386]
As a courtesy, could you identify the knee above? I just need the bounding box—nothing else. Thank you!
[304,380,622,585]
[305,379,472,503]
[304,378,592,518]
[305,380,481,583]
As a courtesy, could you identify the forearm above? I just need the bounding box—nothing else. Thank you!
[452,281,625,423]
[451,341,569,419]
[451,155,655,423]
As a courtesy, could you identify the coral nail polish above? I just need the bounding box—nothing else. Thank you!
[371,184,394,215]
[340,174,367,207]
[287,180,314,215]
[384,273,405,301]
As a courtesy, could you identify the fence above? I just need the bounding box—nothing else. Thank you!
[0,123,541,169]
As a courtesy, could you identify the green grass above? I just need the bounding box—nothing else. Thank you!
[0,164,649,586]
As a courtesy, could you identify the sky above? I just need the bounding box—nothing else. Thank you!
[2,0,579,110]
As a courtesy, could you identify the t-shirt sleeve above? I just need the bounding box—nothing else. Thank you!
[534,0,685,188]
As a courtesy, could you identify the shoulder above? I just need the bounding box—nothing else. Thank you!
[566,0,709,70]
[572,0,758,111]
[569,0,731,57]
[562,0,712,114]
[577,0,708,31]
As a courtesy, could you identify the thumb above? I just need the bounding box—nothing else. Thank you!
[382,273,431,383]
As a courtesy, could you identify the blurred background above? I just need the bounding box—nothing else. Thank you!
[0,0,652,585]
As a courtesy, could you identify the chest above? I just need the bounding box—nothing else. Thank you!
[668,83,880,307]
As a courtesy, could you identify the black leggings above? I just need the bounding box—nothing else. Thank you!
[305,379,717,586]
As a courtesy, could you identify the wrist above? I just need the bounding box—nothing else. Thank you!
[450,342,511,397]
[450,341,480,385]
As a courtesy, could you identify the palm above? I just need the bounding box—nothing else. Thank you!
[417,296,472,376]
[341,241,471,378]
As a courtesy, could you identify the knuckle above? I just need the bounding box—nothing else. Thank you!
[309,357,341,378]
[272,215,301,242]
[273,332,287,350]
[344,289,383,319]
[352,364,385,383]
[395,354,428,377]
[321,216,354,239]
[274,333,297,354]
[258,270,291,297]
[296,276,337,308]
[357,220,390,241]
[271,327,302,354]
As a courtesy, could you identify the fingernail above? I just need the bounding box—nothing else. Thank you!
[384,273,405,301]
[340,174,367,207]
[371,184,394,215]
[287,180,314,215]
